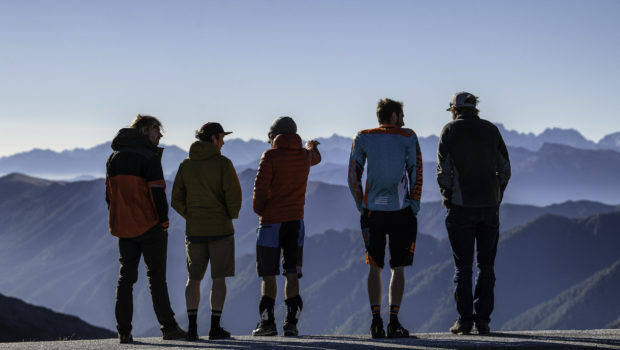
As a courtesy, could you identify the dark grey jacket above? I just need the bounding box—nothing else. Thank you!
[436,112,511,208]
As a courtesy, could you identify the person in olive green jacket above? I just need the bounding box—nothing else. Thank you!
[171,122,242,341]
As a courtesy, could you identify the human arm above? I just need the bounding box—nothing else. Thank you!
[147,155,169,229]
[436,125,454,208]
[306,140,321,166]
[170,164,187,219]
[496,133,511,201]
[223,159,242,219]
[407,136,423,214]
[347,134,366,213]
[253,151,273,215]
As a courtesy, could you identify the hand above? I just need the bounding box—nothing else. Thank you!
[306,140,320,148]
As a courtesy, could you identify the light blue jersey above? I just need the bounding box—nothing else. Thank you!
[348,125,423,214]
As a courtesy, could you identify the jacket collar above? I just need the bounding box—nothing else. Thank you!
[455,112,480,120]
[272,134,302,150]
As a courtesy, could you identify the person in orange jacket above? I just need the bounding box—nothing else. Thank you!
[251,116,321,337]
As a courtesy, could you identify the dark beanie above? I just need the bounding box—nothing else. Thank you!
[268,116,297,140]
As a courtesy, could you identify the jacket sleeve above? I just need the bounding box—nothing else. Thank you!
[146,155,169,229]
[347,134,366,213]
[497,133,511,201]
[253,151,273,215]
[406,135,423,214]
[306,143,321,166]
[223,159,242,219]
[436,124,454,208]
[170,164,187,219]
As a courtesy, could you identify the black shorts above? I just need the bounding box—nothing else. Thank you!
[256,220,305,278]
[360,207,417,269]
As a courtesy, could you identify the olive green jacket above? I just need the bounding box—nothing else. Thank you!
[171,141,242,236]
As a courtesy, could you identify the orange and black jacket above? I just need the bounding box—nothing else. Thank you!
[105,128,169,238]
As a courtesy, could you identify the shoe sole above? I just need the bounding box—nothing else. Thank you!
[283,331,298,337]
[252,331,278,336]
[209,335,231,340]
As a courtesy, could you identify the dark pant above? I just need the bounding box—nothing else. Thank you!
[446,205,499,326]
[115,225,177,335]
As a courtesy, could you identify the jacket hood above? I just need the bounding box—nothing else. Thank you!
[189,140,220,160]
[272,133,302,150]
[111,128,158,150]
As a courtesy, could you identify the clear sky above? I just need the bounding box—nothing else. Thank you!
[1,0,619,156]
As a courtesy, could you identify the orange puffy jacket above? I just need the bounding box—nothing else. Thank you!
[253,134,321,224]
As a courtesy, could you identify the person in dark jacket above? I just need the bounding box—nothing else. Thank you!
[171,122,242,341]
[105,114,186,343]
[252,116,321,337]
[437,92,511,335]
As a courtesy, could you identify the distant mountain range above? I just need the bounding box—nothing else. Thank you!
[1,173,619,336]
[1,125,619,178]
[0,293,114,342]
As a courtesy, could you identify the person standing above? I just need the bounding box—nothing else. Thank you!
[437,92,511,335]
[252,116,321,337]
[348,98,423,338]
[171,122,242,341]
[105,114,186,344]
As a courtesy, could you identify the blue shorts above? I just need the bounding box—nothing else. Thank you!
[256,220,305,278]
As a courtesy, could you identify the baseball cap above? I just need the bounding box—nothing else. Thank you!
[198,122,232,139]
[447,91,478,111]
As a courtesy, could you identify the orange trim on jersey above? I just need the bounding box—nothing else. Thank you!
[410,241,416,254]
[365,252,379,266]
[360,125,415,137]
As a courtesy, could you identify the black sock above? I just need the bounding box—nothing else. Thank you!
[371,304,381,322]
[259,296,275,323]
[389,304,400,324]
[211,310,222,330]
[285,295,303,324]
[187,309,198,333]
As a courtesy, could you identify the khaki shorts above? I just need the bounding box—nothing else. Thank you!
[186,235,235,280]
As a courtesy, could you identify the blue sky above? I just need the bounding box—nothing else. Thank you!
[1,0,619,156]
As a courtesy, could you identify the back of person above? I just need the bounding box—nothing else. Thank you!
[254,133,320,224]
[438,112,510,207]
[173,140,241,236]
[106,127,167,238]
[350,126,422,212]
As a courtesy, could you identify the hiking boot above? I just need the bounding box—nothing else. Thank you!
[162,325,187,340]
[370,318,385,339]
[252,321,278,336]
[449,320,471,335]
[209,326,231,340]
[185,329,199,341]
[118,333,133,344]
[387,320,409,338]
[283,321,299,337]
[475,321,490,335]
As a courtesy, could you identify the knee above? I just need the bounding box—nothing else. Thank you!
[118,269,138,286]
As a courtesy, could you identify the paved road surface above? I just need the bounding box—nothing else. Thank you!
[2,329,619,349]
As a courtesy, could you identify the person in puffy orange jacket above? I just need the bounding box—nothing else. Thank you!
[251,116,320,337]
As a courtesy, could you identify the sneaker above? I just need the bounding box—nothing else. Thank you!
[185,329,199,341]
[252,321,278,336]
[209,326,231,340]
[283,321,299,337]
[118,333,133,344]
[449,320,471,335]
[387,321,409,338]
[162,326,187,340]
[475,321,490,335]
[370,318,385,339]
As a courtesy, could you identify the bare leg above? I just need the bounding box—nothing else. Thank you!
[210,277,226,311]
[284,273,299,299]
[389,266,404,306]
[185,279,201,310]
[368,265,382,306]
[262,275,277,299]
